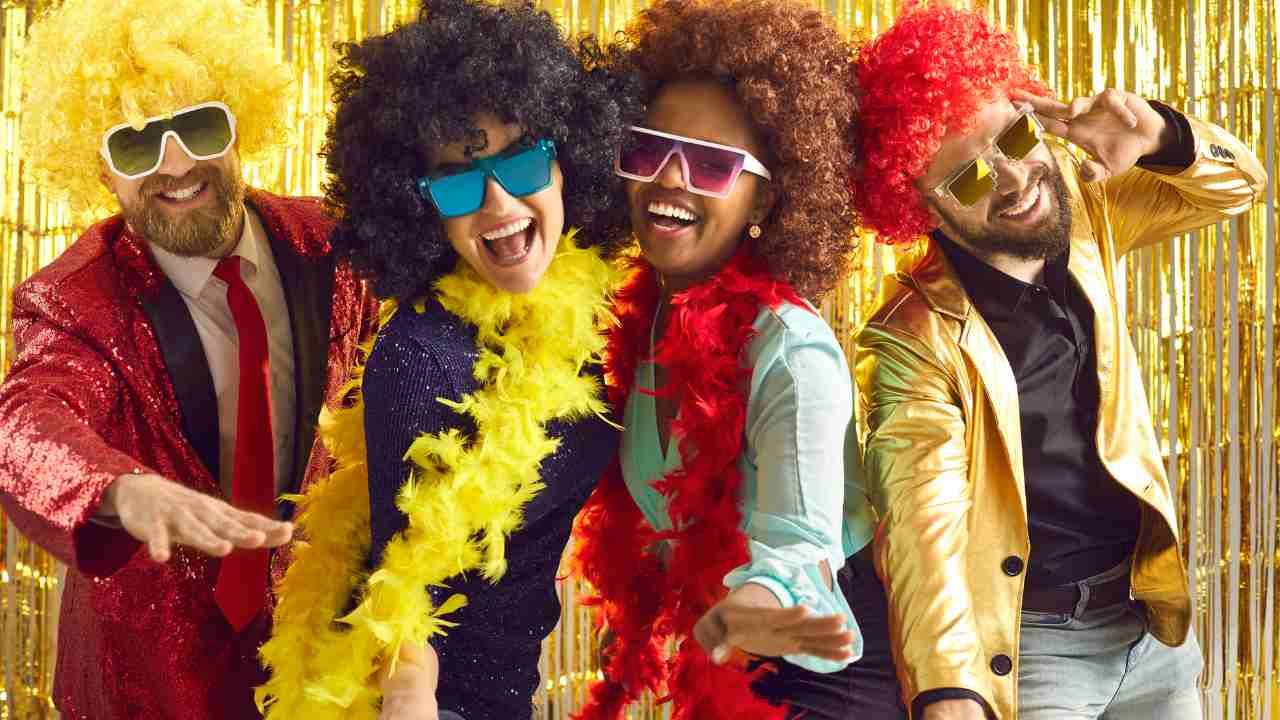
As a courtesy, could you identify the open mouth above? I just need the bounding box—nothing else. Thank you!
[153,181,210,208]
[997,180,1044,223]
[480,217,536,267]
[646,201,701,234]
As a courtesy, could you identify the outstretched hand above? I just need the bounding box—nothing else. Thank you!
[102,473,292,562]
[1015,88,1173,183]
[692,584,856,664]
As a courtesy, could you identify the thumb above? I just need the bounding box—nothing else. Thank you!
[147,519,172,563]
[693,610,727,655]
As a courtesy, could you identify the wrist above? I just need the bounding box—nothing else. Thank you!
[742,576,793,609]
[1143,101,1178,158]
[101,469,149,517]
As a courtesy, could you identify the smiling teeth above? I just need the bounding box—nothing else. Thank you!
[482,217,532,240]
[1000,182,1041,217]
[161,182,205,201]
[648,202,698,222]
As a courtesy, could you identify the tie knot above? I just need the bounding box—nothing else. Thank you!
[213,255,243,287]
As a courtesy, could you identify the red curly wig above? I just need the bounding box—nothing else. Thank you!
[850,2,1050,244]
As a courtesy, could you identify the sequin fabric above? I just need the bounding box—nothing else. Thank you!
[0,189,377,719]
[362,298,618,720]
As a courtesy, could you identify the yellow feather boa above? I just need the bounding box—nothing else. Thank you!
[257,233,617,718]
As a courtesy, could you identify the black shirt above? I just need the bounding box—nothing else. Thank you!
[935,234,1140,588]
[362,298,618,720]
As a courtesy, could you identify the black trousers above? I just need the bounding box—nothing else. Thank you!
[750,547,907,720]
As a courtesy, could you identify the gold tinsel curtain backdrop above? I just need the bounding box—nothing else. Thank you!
[1,0,1277,717]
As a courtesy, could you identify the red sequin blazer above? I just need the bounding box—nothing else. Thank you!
[0,189,376,719]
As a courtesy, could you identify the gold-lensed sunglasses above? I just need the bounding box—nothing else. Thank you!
[932,105,1045,207]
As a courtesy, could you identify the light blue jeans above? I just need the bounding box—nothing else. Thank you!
[1018,562,1203,719]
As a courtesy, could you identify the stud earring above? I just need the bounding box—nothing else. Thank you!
[748,224,763,239]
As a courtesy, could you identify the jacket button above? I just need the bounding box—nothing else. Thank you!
[1001,555,1024,576]
[991,654,1013,676]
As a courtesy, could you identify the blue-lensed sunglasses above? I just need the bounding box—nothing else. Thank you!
[415,138,557,218]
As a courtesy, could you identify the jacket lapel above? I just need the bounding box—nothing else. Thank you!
[957,307,1026,497]
[907,242,1027,501]
[258,209,335,504]
[138,278,222,486]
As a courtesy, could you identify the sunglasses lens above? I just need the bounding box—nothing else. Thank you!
[996,113,1041,161]
[427,169,487,218]
[948,156,997,207]
[170,105,235,157]
[682,143,744,196]
[492,144,553,198]
[106,122,167,177]
[618,130,675,178]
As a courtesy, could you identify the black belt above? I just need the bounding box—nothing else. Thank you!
[1022,572,1131,615]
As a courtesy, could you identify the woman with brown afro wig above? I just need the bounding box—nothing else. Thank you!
[570,1,905,718]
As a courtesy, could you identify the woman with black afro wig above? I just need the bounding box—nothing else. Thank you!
[258,1,642,719]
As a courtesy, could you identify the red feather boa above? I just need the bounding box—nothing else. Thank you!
[571,247,807,720]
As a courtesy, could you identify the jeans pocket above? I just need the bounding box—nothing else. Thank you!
[1020,610,1072,627]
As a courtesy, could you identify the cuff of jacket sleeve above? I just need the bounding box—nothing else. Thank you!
[913,688,996,720]
[71,463,150,578]
[1136,101,1196,172]
[744,575,797,608]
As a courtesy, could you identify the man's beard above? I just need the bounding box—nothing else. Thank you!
[939,162,1073,262]
[124,166,246,257]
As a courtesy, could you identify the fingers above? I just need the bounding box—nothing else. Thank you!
[796,629,858,661]
[720,604,809,634]
[1015,89,1091,123]
[1011,90,1072,137]
[1013,89,1070,118]
[379,696,437,720]
[1099,88,1138,128]
[259,518,294,548]
[774,609,846,635]
[1035,113,1072,138]
[717,605,857,661]
[1066,95,1095,120]
[378,655,439,720]
[206,510,268,548]
[693,609,728,655]
[174,510,234,557]
[120,475,292,559]
[222,505,293,547]
[146,517,172,563]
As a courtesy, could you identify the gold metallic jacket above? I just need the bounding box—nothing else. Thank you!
[854,116,1267,719]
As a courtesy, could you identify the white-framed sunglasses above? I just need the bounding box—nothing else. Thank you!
[99,101,238,180]
[614,125,772,199]
[932,104,1045,207]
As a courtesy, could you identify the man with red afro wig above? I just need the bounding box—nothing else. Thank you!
[850,4,1267,720]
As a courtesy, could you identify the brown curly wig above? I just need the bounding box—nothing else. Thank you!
[619,0,860,299]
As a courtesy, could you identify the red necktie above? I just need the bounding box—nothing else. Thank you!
[212,256,275,632]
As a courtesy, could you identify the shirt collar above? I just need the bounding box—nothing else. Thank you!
[149,207,266,299]
[931,230,1072,318]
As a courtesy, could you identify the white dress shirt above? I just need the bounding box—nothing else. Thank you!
[150,208,297,506]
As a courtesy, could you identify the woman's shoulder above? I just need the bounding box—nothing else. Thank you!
[751,300,842,355]
[364,298,478,399]
[371,298,475,359]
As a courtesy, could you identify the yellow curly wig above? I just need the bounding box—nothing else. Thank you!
[19,0,295,215]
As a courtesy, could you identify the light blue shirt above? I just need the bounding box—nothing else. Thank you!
[620,300,877,674]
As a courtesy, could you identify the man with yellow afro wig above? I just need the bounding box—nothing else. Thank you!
[0,1,375,717]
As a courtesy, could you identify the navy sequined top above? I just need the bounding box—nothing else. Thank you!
[362,296,618,720]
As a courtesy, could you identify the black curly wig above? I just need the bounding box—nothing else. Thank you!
[324,0,644,301]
